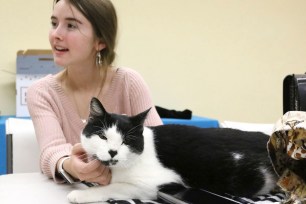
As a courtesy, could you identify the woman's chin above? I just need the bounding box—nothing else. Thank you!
[53,59,67,68]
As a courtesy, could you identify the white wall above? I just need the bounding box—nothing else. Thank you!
[1,0,306,123]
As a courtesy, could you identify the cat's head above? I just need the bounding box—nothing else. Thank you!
[81,97,151,168]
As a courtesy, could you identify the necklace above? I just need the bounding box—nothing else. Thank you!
[78,70,107,123]
[62,68,107,124]
[77,82,103,124]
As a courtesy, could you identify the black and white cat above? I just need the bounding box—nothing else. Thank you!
[67,97,277,203]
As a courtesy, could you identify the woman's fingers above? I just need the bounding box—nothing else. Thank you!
[78,161,111,184]
[84,165,112,185]
[75,160,101,180]
[71,143,85,155]
[70,143,112,185]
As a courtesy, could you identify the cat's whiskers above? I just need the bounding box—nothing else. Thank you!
[123,124,143,141]
[125,133,139,141]
[92,129,104,135]
[99,116,108,129]
[94,122,107,130]
[126,124,142,135]
[93,120,108,133]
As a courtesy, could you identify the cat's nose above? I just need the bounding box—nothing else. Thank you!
[109,150,117,158]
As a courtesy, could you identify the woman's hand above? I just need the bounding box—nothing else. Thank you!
[63,143,111,185]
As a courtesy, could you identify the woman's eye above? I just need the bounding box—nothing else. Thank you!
[67,23,77,30]
[51,21,57,28]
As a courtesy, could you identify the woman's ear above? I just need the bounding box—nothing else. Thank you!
[96,40,106,51]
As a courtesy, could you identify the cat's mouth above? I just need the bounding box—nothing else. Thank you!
[92,155,118,166]
[102,159,118,166]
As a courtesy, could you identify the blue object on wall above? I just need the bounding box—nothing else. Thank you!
[162,116,219,128]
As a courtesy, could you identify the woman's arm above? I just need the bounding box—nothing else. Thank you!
[27,81,72,181]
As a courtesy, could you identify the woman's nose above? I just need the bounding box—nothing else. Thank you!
[51,26,64,40]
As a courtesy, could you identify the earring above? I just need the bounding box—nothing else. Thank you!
[96,51,102,66]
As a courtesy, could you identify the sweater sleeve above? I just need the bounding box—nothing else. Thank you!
[124,69,163,126]
[27,79,72,182]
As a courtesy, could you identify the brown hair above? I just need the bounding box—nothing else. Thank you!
[54,0,117,67]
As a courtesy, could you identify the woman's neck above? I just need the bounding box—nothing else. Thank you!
[57,65,108,121]
[65,64,106,91]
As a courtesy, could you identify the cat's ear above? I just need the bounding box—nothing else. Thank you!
[131,108,151,126]
[90,97,107,116]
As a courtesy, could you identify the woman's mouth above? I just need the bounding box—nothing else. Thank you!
[54,46,69,52]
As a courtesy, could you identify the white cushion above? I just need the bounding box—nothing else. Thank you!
[6,118,40,173]
[220,121,274,136]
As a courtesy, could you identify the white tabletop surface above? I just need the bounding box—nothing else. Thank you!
[0,172,86,204]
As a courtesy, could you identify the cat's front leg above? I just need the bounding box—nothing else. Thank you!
[68,188,106,204]
[67,183,156,203]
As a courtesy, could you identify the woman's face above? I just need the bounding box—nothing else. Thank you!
[49,0,103,68]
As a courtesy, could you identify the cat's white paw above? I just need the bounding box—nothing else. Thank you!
[67,190,92,204]
[67,189,108,204]
[67,190,83,203]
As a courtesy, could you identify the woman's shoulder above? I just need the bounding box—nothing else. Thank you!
[114,67,145,83]
[115,66,143,76]
[27,74,61,98]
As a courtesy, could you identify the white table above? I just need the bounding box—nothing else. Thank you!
[0,172,86,204]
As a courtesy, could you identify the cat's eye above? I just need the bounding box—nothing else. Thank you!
[121,135,128,144]
[99,134,107,140]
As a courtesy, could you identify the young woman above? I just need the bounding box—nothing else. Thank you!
[27,0,162,185]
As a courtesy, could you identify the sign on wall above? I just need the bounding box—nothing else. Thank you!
[16,50,61,117]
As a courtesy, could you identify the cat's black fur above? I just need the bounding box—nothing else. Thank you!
[152,125,276,197]
[73,97,278,203]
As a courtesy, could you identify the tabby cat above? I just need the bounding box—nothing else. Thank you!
[67,97,277,203]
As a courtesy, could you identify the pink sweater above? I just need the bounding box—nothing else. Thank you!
[27,67,163,180]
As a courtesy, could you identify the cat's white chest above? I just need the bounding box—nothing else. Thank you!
[111,127,183,187]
